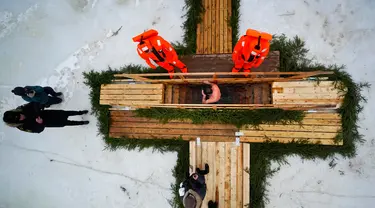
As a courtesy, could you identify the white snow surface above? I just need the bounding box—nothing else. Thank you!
[0,0,184,207]
[240,0,375,207]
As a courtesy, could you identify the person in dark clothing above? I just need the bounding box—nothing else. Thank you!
[179,164,214,208]
[12,86,63,108]
[207,201,218,208]
[3,102,89,133]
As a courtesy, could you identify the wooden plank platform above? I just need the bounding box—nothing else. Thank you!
[110,111,342,145]
[272,81,344,106]
[181,52,280,73]
[100,84,164,106]
[197,0,232,54]
[190,141,250,208]
[110,111,237,141]
[239,113,343,145]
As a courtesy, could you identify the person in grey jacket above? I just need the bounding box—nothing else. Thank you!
[12,86,62,107]
[179,164,218,208]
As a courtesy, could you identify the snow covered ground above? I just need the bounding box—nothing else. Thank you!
[0,0,184,207]
[240,0,375,207]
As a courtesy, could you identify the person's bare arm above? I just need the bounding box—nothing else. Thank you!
[202,90,207,104]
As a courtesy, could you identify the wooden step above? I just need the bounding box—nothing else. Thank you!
[179,85,188,104]
[261,83,271,104]
[253,84,262,104]
[172,85,180,104]
[164,84,173,104]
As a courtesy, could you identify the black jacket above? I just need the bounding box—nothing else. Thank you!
[180,164,210,207]
[17,103,72,133]
[17,103,44,133]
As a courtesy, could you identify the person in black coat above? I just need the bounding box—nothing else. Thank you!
[3,102,89,133]
[179,164,218,208]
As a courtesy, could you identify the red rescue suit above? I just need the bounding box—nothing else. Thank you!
[232,29,272,74]
[133,29,187,78]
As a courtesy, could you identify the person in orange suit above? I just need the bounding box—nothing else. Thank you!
[232,29,272,75]
[133,29,188,78]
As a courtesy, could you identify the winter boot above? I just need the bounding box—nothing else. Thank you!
[78,110,89,115]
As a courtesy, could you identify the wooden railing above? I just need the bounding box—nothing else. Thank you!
[113,71,334,84]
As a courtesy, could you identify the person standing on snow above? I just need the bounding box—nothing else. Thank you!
[133,29,188,78]
[12,86,63,108]
[2,102,89,133]
[179,163,218,208]
[232,28,272,76]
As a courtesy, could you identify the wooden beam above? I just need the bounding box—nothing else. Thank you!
[218,142,226,206]
[224,143,231,207]
[242,124,341,132]
[226,0,232,53]
[219,0,225,53]
[272,81,337,88]
[139,103,338,110]
[100,94,163,100]
[112,77,336,85]
[236,144,244,208]
[111,122,236,130]
[243,143,250,207]
[122,74,153,82]
[109,132,342,145]
[288,71,327,79]
[203,0,208,54]
[101,89,163,95]
[101,84,164,89]
[230,144,237,208]
[240,136,342,145]
[240,130,338,139]
[114,71,334,77]
[189,141,196,174]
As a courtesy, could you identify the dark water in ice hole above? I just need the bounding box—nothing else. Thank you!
[188,84,248,104]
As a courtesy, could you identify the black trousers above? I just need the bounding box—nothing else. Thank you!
[43,87,62,107]
[64,111,86,126]
[43,87,59,96]
[45,96,62,106]
[43,110,87,127]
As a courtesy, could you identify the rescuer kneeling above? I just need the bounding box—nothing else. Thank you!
[133,29,188,78]
[232,28,272,76]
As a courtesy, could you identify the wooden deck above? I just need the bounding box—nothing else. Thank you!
[239,113,342,145]
[100,84,164,106]
[109,111,237,140]
[109,111,342,145]
[272,81,344,106]
[190,141,250,208]
[196,0,232,54]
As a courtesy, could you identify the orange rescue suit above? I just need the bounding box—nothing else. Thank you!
[133,29,187,78]
[232,29,272,74]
